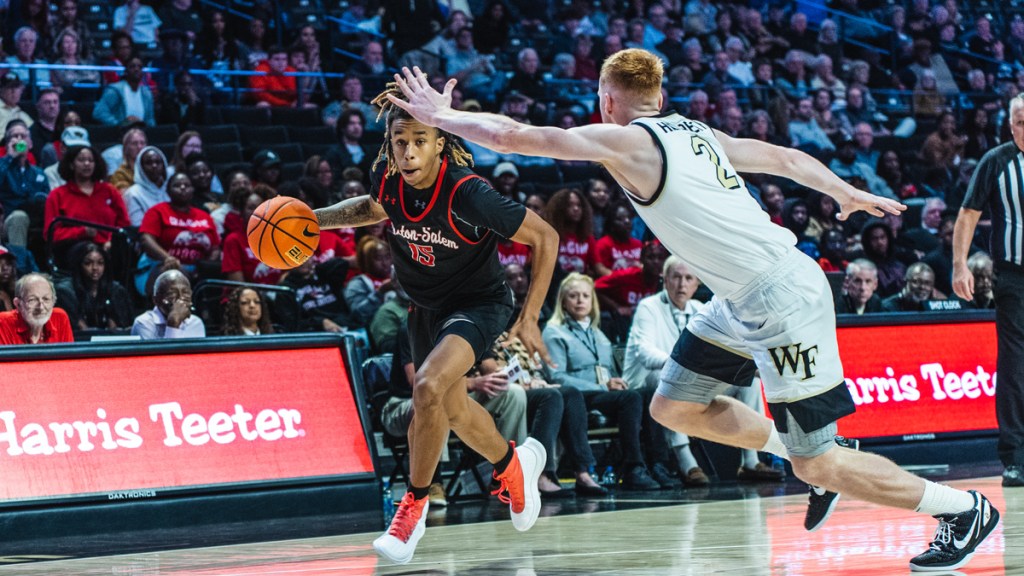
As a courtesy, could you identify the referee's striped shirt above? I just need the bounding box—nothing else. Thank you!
[964,141,1024,267]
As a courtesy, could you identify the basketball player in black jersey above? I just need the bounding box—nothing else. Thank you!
[314,83,559,565]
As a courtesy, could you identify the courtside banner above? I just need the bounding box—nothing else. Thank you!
[834,320,998,440]
[0,341,373,504]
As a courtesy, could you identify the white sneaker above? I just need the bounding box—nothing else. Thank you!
[372,492,429,564]
[491,438,546,532]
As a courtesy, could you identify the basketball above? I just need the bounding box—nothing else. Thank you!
[247,196,320,270]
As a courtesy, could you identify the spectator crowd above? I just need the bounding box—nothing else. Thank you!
[0,0,1011,491]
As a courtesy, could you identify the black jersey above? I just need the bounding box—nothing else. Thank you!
[963,141,1024,267]
[371,158,527,310]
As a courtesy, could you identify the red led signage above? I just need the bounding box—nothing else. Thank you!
[834,321,998,440]
[0,347,373,503]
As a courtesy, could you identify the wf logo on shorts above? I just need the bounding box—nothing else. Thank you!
[768,343,819,380]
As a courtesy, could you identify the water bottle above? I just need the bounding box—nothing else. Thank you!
[771,455,786,475]
[602,465,617,487]
[381,479,395,524]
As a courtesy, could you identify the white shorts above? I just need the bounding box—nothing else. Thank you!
[689,248,843,402]
[663,248,856,438]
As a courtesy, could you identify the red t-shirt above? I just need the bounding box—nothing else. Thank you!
[595,235,642,271]
[250,63,297,107]
[44,181,130,245]
[140,203,220,265]
[0,308,74,345]
[558,232,596,274]
[594,267,658,308]
[498,240,531,267]
[221,231,283,285]
[222,210,242,241]
[313,229,355,264]
[818,258,848,273]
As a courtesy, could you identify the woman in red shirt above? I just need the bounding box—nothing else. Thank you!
[544,187,610,278]
[594,202,642,273]
[44,145,130,267]
[137,172,221,294]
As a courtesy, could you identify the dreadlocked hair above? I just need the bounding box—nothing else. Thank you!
[370,81,474,177]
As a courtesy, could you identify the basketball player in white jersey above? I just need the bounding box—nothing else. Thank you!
[387,50,999,572]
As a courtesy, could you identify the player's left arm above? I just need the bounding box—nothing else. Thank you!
[713,129,906,220]
[314,195,388,230]
[508,210,559,367]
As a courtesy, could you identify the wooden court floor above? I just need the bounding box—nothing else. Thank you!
[2,475,1019,575]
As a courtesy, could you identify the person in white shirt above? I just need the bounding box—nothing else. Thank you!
[624,256,784,484]
[3,28,49,90]
[131,269,205,339]
[92,56,155,127]
[0,74,33,134]
[113,0,163,45]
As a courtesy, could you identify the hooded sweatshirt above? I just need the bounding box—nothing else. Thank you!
[123,145,170,227]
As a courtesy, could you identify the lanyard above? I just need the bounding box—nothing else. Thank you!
[567,320,600,361]
[662,293,689,338]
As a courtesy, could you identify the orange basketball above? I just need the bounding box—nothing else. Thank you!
[247,196,320,270]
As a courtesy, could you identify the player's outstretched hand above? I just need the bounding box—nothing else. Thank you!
[837,188,906,221]
[506,319,556,369]
[387,66,457,127]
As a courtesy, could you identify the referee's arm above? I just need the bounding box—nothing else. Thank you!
[952,207,983,300]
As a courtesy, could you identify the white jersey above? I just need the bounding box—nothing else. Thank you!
[625,112,797,299]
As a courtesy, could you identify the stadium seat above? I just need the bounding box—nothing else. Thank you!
[241,125,289,146]
[147,124,181,145]
[221,106,271,126]
[84,124,124,148]
[280,161,306,182]
[205,143,244,165]
[288,125,334,145]
[301,142,332,159]
[157,143,175,161]
[197,124,241,144]
[271,107,321,127]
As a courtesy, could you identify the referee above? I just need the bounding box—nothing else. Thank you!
[953,93,1024,488]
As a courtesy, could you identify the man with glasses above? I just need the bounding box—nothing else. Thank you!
[0,273,73,344]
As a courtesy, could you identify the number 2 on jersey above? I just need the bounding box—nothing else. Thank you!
[690,135,741,189]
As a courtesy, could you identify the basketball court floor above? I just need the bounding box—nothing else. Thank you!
[2,464,1019,575]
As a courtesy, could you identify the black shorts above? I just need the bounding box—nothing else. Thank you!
[407,290,514,368]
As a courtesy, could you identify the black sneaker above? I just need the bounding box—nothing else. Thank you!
[909,490,1000,572]
[804,435,861,532]
[650,462,683,489]
[622,465,661,490]
[1003,465,1024,487]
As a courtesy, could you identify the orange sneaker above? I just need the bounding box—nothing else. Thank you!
[491,438,545,531]
[372,492,429,564]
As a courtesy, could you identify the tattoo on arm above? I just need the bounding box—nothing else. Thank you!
[314,196,386,230]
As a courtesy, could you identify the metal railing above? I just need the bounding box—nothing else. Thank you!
[45,216,138,288]
[192,279,300,333]
[0,61,393,105]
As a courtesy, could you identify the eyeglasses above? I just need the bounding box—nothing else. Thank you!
[22,296,54,307]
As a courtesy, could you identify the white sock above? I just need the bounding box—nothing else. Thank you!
[915,480,976,516]
[740,449,760,469]
[674,445,699,472]
[760,427,789,460]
